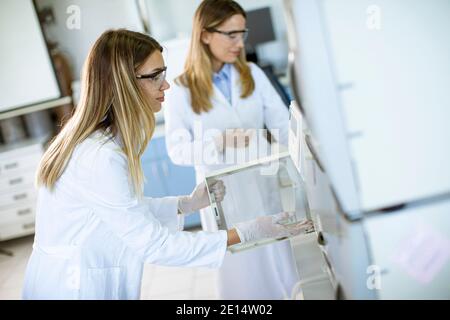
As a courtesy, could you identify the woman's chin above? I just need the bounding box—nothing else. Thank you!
[151,103,162,113]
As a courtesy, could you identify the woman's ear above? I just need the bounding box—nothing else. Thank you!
[201,30,211,45]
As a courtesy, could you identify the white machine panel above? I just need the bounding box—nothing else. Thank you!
[284,0,450,213]
[322,0,450,211]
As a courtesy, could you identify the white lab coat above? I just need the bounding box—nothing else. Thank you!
[22,131,228,300]
[164,63,299,299]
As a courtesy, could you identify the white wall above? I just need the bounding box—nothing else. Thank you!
[36,0,144,80]
[145,0,202,40]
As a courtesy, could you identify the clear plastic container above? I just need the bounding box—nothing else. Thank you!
[205,152,312,253]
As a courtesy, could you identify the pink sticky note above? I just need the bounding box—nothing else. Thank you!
[392,223,450,284]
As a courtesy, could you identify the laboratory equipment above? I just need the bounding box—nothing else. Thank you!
[205,152,312,253]
[284,0,450,299]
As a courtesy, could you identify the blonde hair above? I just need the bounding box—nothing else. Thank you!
[177,0,255,114]
[36,29,162,197]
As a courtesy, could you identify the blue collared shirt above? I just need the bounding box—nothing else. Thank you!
[213,63,232,104]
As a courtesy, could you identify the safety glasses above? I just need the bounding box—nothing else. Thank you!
[136,66,167,88]
[207,28,249,43]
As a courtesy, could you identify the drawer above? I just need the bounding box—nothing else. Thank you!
[0,142,43,160]
[0,171,36,193]
[0,216,35,241]
[0,202,36,225]
[0,153,42,177]
[0,186,37,208]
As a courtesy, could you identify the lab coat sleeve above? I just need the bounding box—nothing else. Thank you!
[142,196,185,233]
[251,63,290,145]
[82,147,227,268]
[164,83,221,166]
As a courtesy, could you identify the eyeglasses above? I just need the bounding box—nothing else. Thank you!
[207,28,249,43]
[136,66,167,88]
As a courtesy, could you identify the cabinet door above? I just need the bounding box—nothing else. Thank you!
[0,186,36,209]
[364,198,450,299]
[0,152,42,177]
[142,136,166,161]
[142,159,168,198]
[0,215,35,241]
[143,136,201,228]
[159,159,201,229]
[160,159,195,196]
[0,201,36,226]
[0,170,36,193]
[322,0,450,211]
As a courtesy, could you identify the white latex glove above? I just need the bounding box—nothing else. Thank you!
[214,129,254,152]
[178,180,226,214]
[234,212,314,244]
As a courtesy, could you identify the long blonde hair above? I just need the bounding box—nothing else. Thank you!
[36,29,162,197]
[177,0,255,114]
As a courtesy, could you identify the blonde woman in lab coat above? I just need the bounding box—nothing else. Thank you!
[22,29,309,300]
[164,0,300,299]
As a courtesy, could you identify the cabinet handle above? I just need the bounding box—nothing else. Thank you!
[13,193,28,201]
[335,284,346,300]
[9,177,24,185]
[17,208,32,216]
[22,222,35,230]
[4,162,19,170]
[317,231,327,246]
[305,134,325,172]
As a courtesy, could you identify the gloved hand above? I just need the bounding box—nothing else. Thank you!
[214,129,254,152]
[178,180,226,214]
[234,212,314,244]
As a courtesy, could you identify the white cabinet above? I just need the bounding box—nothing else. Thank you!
[285,0,450,214]
[284,0,450,299]
[0,141,43,241]
[288,102,450,299]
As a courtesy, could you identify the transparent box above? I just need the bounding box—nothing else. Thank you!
[205,152,312,253]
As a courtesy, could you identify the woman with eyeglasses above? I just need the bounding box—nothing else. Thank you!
[21,29,308,300]
[164,0,299,299]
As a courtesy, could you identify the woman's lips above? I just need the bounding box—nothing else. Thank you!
[156,97,165,102]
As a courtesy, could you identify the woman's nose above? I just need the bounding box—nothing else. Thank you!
[236,38,244,49]
[161,79,170,91]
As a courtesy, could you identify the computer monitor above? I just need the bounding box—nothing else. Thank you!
[245,7,276,49]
